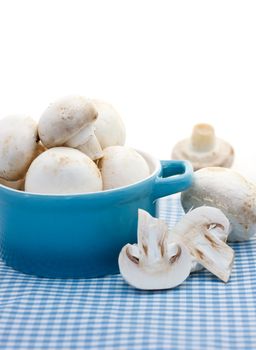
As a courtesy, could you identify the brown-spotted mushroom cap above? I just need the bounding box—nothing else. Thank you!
[0,115,38,181]
[25,147,103,194]
[91,100,126,149]
[99,146,150,190]
[38,96,103,160]
[181,167,256,242]
[172,123,234,170]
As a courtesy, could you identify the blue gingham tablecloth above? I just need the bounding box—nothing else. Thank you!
[0,195,256,350]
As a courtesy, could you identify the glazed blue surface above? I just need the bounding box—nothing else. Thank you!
[0,158,193,278]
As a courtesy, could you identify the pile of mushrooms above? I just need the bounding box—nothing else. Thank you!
[1,97,254,292]
[0,96,150,194]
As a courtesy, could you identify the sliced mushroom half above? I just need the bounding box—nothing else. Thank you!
[118,209,192,290]
[171,206,234,282]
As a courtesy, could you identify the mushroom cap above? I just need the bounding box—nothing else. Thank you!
[92,100,126,149]
[118,209,192,290]
[181,167,256,242]
[64,124,103,161]
[38,96,98,148]
[0,115,38,181]
[172,124,234,170]
[25,147,103,194]
[99,146,150,190]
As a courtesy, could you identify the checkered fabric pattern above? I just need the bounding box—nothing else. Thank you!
[0,195,255,350]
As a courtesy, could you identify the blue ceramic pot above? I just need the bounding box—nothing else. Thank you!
[0,151,193,278]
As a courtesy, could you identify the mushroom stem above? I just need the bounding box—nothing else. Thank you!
[172,123,234,170]
[137,209,168,268]
[191,123,215,152]
[118,209,192,290]
[64,125,103,161]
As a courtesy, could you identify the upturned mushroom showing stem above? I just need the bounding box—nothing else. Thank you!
[172,123,234,170]
[118,209,192,290]
[38,96,103,161]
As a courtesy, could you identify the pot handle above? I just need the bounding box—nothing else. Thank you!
[152,160,193,200]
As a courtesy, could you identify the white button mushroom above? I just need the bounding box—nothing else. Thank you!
[0,142,46,191]
[0,115,39,181]
[181,167,256,242]
[99,146,150,190]
[170,206,234,282]
[118,209,192,290]
[38,96,103,160]
[25,147,103,194]
[92,100,126,149]
[172,123,234,170]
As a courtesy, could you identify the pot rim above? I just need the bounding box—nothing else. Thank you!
[0,149,161,198]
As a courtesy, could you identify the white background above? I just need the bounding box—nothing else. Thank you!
[0,0,255,180]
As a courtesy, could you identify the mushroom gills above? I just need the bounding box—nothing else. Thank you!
[118,209,192,290]
[171,206,234,282]
[191,220,231,272]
